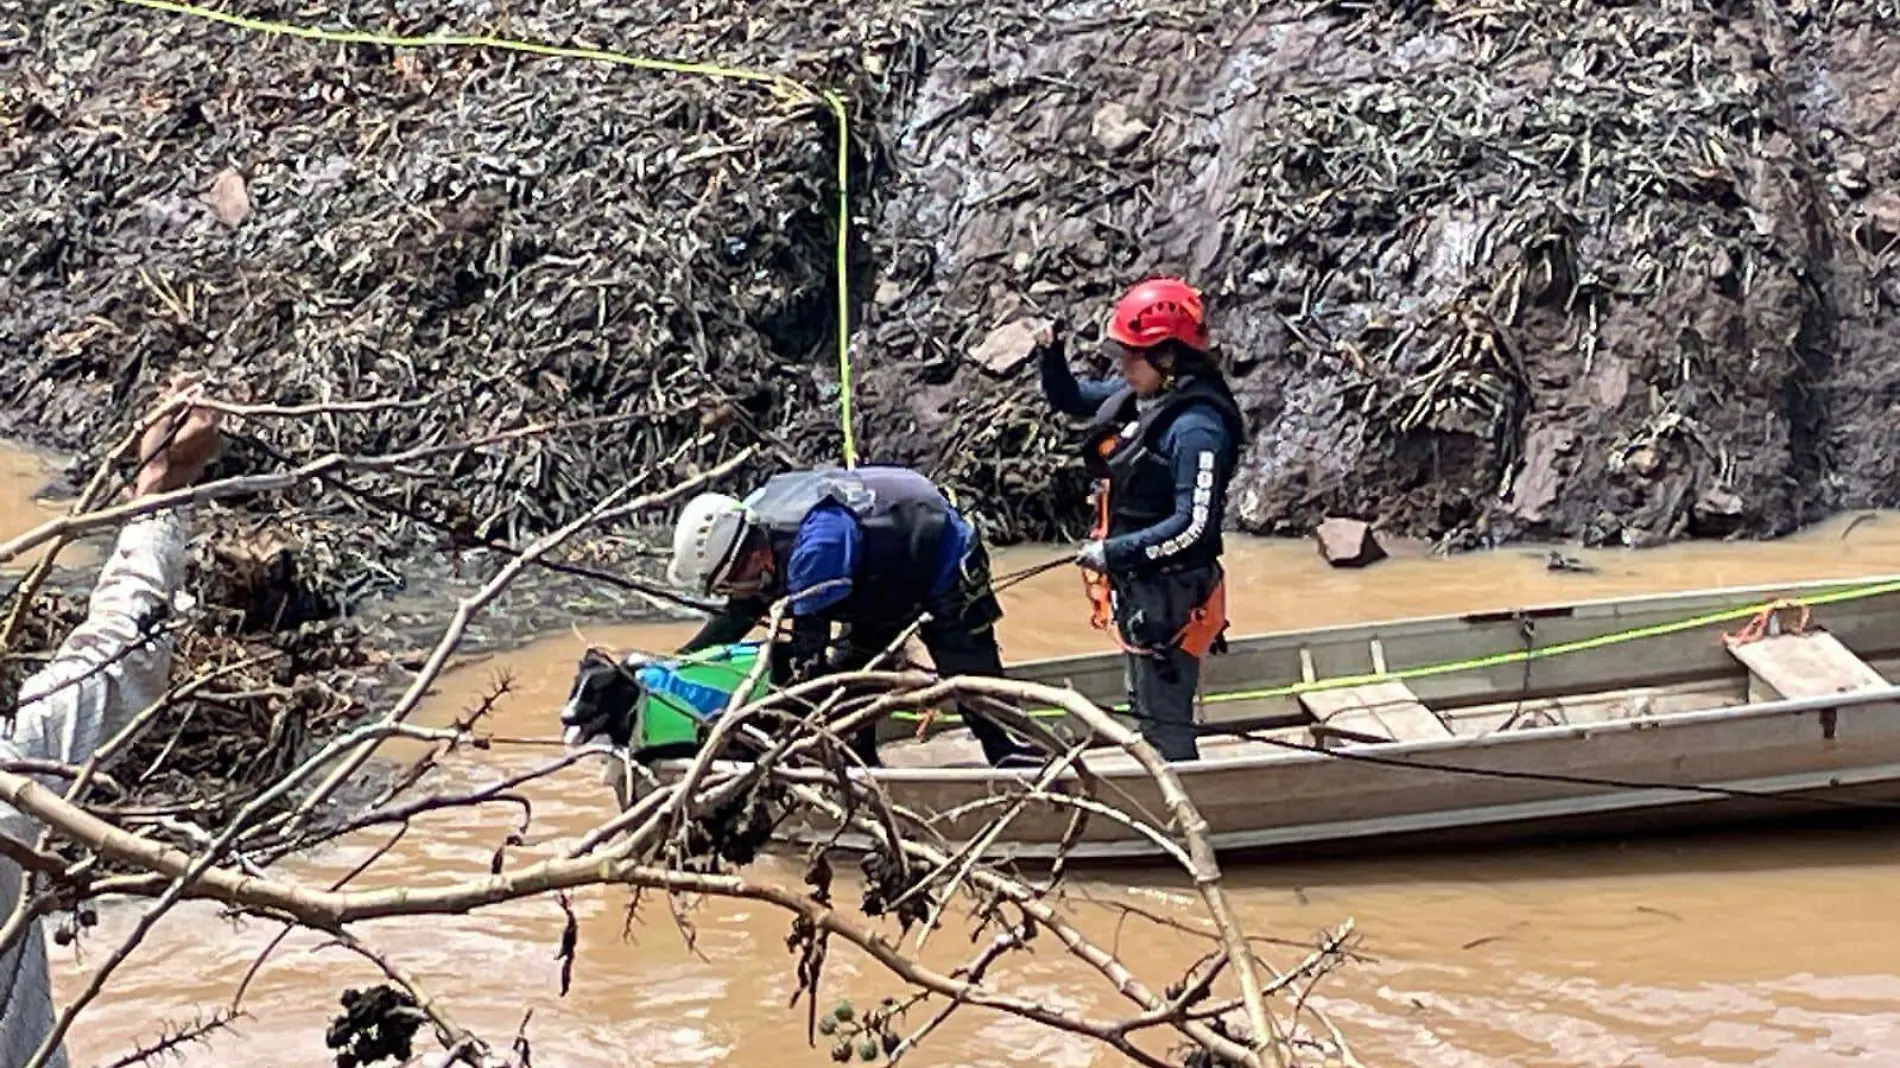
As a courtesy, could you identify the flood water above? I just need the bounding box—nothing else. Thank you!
[22,436,1900,1066]
[0,444,95,573]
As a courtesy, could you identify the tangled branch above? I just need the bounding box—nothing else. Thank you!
[1,386,1359,1068]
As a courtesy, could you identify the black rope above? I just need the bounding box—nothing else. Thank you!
[990,555,1073,593]
[971,576,1900,816]
[1172,718,1900,815]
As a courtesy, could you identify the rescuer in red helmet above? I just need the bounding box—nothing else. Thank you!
[1034,277,1246,761]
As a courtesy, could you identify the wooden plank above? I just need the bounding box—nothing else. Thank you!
[1302,681,1452,746]
[1729,631,1890,702]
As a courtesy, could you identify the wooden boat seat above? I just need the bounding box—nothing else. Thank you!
[1729,631,1890,702]
[1301,681,1453,747]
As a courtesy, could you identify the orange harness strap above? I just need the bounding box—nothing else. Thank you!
[1083,478,1118,634]
[1174,577,1227,659]
[1080,476,1228,659]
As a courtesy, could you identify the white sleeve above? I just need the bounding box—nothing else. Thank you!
[0,510,190,1068]
[4,511,192,774]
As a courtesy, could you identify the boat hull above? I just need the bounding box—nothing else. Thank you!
[645,693,1900,863]
[613,573,1900,863]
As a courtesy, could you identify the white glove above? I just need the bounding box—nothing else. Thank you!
[1076,539,1108,572]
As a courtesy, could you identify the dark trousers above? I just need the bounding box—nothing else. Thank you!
[832,538,1035,768]
[1124,646,1202,761]
[1110,561,1222,762]
[833,620,1034,768]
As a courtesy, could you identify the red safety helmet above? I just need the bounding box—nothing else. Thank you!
[1106,277,1210,353]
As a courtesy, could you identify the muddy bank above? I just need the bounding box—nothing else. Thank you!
[2,0,1897,567]
[858,0,1900,548]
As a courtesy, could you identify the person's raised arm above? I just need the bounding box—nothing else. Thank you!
[5,374,221,771]
[0,375,220,1068]
[1035,321,1122,417]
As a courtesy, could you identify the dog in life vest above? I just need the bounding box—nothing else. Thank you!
[558,642,772,806]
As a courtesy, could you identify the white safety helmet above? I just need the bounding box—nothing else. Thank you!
[668,492,752,593]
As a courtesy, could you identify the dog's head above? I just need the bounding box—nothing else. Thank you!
[559,648,655,748]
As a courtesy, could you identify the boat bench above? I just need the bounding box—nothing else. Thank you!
[1728,631,1891,703]
[1302,681,1453,748]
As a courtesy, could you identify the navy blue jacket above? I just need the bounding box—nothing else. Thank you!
[1040,349,1240,574]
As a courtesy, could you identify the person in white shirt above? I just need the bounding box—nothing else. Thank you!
[0,377,220,1067]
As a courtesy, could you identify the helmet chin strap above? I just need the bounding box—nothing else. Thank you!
[717,575,769,598]
[703,520,756,592]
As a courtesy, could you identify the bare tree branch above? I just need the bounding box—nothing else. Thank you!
[0,411,1359,1068]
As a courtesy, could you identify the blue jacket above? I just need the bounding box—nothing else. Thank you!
[678,484,975,658]
[783,500,973,616]
[1041,348,1241,573]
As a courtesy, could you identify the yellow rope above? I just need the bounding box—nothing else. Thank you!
[121,6,1900,730]
[1195,576,1900,707]
[907,575,1900,721]
[594,577,1900,723]
[115,0,860,467]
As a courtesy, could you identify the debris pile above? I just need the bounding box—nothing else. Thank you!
[1,0,928,556]
[127,532,373,820]
[3,530,372,821]
[858,0,1900,547]
[4,0,1898,559]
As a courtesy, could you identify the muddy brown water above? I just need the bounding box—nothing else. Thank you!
[0,444,96,573]
[22,446,1900,1065]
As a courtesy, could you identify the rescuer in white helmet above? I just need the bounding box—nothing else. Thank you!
[666,465,1035,768]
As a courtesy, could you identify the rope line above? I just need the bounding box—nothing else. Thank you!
[115,0,860,467]
[894,575,1900,722]
[609,573,1900,726]
[126,6,1900,738]
[1198,575,1900,707]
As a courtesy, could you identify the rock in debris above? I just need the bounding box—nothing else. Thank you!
[1509,427,1576,524]
[205,167,250,228]
[1692,484,1749,536]
[970,317,1051,376]
[1314,517,1387,568]
[1090,102,1150,154]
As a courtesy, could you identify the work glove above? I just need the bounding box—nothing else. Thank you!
[1032,316,1068,369]
[1076,539,1109,573]
[785,615,833,684]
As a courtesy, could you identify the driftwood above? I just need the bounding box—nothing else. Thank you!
[9,0,1898,573]
[0,386,1359,1068]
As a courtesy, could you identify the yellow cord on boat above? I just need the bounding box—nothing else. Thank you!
[570,576,1900,724]
[114,0,860,468]
[1196,576,1900,707]
[899,574,1900,722]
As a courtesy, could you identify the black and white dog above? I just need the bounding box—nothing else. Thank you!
[558,648,760,760]
[558,648,657,750]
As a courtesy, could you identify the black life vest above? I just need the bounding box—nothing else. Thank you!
[1080,374,1245,573]
[746,466,952,621]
